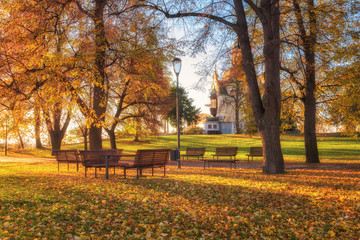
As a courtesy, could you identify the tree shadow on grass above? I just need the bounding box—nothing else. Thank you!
[162,166,360,193]
[1,169,358,239]
[122,172,358,238]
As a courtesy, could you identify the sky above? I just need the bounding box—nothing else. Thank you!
[169,56,212,114]
[167,21,215,115]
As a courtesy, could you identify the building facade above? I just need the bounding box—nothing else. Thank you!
[205,46,246,134]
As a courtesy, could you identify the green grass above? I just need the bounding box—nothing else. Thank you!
[4,134,360,164]
[1,134,359,239]
[0,162,358,239]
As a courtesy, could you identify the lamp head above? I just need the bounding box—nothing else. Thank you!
[172,57,182,75]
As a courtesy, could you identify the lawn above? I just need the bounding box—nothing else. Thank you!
[0,162,359,239]
[1,134,359,238]
[6,134,360,164]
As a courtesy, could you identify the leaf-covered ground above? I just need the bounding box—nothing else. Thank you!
[0,162,359,239]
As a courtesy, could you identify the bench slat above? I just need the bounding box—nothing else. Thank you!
[122,149,171,179]
[182,147,206,160]
[212,147,238,159]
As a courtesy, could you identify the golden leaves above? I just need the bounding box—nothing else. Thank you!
[0,162,359,239]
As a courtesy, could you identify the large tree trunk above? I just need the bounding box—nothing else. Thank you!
[44,106,71,155]
[304,91,319,163]
[49,131,62,153]
[235,0,284,174]
[260,11,284,173]
[293,0,320,163]
[89,124,104,150]
[89,0,107,150]
[303,40,320,163]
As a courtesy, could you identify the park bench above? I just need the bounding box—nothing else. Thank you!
[212,147,238,160]
[202,147,239,169]
[181,147,206,160]
[246,147,263,162]
[53,150,80,172]
[120,149,171,179]
[79,149,124,178]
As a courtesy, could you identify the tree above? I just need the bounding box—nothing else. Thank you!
[42,99,71,154]
[327,37,360,135]
[167,86,200,131]
[0,0,71,151]
[280,0,355,163]
[219,46,247,134]
[69,0,108,150]
[141,0,285,173]
[102,12,172,149]
[281,0,320,163]
[70,0,173,150]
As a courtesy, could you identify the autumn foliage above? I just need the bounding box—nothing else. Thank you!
[0,163,358,239]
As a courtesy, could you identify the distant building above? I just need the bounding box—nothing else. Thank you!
[205,45,246,134]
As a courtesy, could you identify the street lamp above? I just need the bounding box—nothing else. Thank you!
[5,118,8,156]
[172,57,181,169]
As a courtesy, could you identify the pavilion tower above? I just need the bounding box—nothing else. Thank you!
[210,69,220,117]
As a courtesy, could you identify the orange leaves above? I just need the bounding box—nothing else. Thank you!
[0,162,359,239]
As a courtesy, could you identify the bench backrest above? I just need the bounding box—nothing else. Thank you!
[79,149,123,165]
[186,147,206,156]
[53,150,79,163]
[215,147,238,156]
[249,147,263,155]
[133,149,171,167]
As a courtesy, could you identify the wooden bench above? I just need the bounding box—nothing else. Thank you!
[212,147,238,160]
[201,147,239,169]
[246,147,263,162]
[120,149,171,179]
[79,149,124,178]
[53,150,80,172]
[181,147,206,160]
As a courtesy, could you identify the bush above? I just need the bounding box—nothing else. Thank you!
[184,126,204,134]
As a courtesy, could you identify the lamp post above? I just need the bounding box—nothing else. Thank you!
[172,57,181,169]
[5,113,8,156]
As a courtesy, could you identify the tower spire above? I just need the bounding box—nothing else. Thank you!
[211,67,220,93]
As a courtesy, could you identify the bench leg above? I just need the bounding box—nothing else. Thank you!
[67,162,69,171]
[123,168,126,179]
[95,168,97,178]
[85,167,87,177]
[136,168,139,180]
[152,166,154,176]
[58,162,60,172]
[164,165,166,177]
